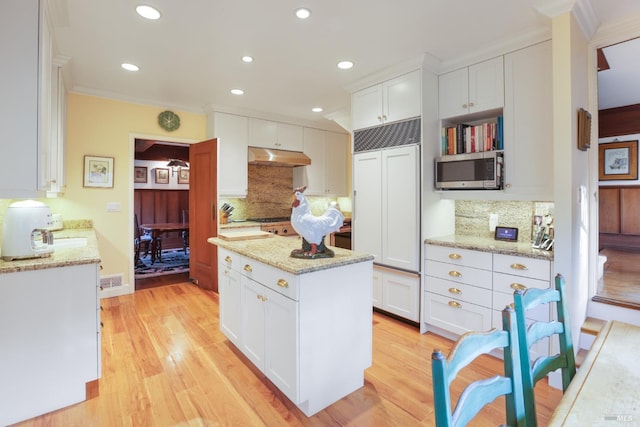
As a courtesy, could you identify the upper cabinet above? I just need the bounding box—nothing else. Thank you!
[0,0,66,198]
[438,56,504,120]
[249,118,303,152]
[293,128,349,196]
[352,70,421,131]
[502,41,553,199]
[211,112,249,197]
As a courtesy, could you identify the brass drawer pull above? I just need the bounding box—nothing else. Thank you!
[224,256,232,263]
[448,301,462,308]
[243,264,253,272]
[510,263,528,271]
[510,283,527,291]
[448,287,462,295]
[449,270,462,278]
[256,295,267,302]
[277,279,289,288]
[448,253,462,260]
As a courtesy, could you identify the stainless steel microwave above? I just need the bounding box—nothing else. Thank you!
[435,151,503,190]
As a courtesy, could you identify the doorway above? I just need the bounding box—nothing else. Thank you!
[133,138,191,290]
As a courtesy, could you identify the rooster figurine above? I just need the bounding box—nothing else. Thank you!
[290,186,345,258]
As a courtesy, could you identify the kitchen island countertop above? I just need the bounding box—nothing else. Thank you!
[0,227,101,274]
[425,234,553,261]
[208,235,373,275]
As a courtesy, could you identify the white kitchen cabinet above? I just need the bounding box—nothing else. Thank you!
[217,246,372,416]
[502,40,553,199]
[438,56,504,119]
[0,263,101,426]
[293,128,348,196]
[354,145,420,271]
[374,265,420,322]
[352,70,421,130]
[249,118,303,152]
[211,112,248,197]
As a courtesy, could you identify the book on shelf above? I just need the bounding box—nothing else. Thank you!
[441,116,503,156]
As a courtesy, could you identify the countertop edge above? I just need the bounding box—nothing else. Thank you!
[425,235,554,261]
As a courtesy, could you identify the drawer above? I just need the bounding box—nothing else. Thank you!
[424,292,492,336]
[239,257,299,301]
[492,272,550,296]
[425,244,492,270]
[492,291,550,322]
[218,248,246,270]
[425,259,492,289]
[426,276,492,307]
[493,254,550,281]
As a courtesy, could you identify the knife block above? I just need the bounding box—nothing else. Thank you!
[220,212,229,224]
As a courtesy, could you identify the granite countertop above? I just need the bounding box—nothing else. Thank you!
[208,235,373,275]
[0,226,101,274]
[219,221,261,229]
[425,234,554,261]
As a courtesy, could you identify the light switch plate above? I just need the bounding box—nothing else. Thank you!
[106,202,121,212]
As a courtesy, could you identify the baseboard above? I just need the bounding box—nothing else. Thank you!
[100,283,133,298]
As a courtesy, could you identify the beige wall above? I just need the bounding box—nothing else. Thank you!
[41,93,205,290]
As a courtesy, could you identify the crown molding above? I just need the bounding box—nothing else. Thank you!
[344,55,426,93]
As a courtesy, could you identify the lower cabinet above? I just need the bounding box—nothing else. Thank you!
[373,265,420,322]
[217,247,372,416]
[0,263,101,426]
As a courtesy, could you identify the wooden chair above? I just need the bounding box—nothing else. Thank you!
[134,214,160,265]
[431,306,526,427]
[513,273,576,426]
[181,209,189,253]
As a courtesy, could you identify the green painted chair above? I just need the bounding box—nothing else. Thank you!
[431,306,526,427]
[513,273,576,426]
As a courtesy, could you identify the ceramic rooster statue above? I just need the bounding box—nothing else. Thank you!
[290,186,345,258]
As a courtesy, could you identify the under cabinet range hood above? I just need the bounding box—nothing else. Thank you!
[248,146,311,167]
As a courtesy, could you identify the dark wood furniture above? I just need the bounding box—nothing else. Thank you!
[134,189,189,250]
[599,186,640,251]
[140,223,189,264]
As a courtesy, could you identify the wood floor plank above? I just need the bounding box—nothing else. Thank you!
[13,282,562,426]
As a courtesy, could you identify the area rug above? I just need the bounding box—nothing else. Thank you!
[135,249,189,278]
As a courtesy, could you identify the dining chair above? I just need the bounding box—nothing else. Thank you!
[181,209,189,253]
[134,214,160,265]
[513,273,576,426]
[431,306,526,427]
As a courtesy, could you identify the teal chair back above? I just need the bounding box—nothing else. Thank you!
[431,306,526,427]
[513,273,576,426]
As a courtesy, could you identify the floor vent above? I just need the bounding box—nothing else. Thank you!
[100,274,124,289]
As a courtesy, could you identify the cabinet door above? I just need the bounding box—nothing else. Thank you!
[241,276,267,371]
[249,118,278,149]
[372,267,382,309]
[353,151,382,261]
[264,287,299,402]
[219,263,242,347]
[384,70,421,124]
[424,291,492,335]
[277,123,303,151]
[324,131,348,196]
[438,67,469,119]
[382,145,420,271]
[215,113,248,197]
[381,269,420,322]
[468,56,504,114]
[352,84,384,130]
[503,41,553,199]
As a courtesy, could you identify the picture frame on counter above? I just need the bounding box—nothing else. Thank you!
[134,166,147,183]
[155,168,170,184]
[177,167,189,184]
[83,155,114,188]
[599,140,638,181]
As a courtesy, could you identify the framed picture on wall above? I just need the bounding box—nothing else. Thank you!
[83,155,114,188]
[599,140,638,181]
[155,168,170,184]
[134,166,147,183]
[177,167,189,184]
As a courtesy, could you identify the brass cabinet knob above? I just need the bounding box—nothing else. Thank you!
[448,253,462,260]
[243,264,252,272]
[448,287,462,295]
[448,301,462,308]
[510,263,528,270]
[225,256,232,263]
[448,270,462,278]
[277,279,289,288]
[510,283,527,291]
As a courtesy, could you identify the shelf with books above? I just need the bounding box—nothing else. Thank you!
[440,115,503,156]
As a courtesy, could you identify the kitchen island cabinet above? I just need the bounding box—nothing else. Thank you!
[210,236,373,416]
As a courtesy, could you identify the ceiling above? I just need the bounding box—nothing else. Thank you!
[49,0,640,130]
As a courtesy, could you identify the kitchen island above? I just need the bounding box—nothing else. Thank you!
[208,236,374,416]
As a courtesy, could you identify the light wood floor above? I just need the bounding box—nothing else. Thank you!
[14,282,562,426]
[595,248,640,309]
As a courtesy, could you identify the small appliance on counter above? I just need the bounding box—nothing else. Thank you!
[1,200,55,261]
[47,213,64,231]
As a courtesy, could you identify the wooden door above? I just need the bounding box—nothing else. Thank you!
[189,138,218,292]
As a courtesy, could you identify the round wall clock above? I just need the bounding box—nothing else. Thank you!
[158,110,180,132]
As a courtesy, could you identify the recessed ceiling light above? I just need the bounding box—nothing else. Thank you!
[121,63,140,71]
[231,89,244,95]
[242,56,254,63]
[295,7,311,19]
[136,5,161,20]
[312,107,323,113]
[337,60,354,70]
